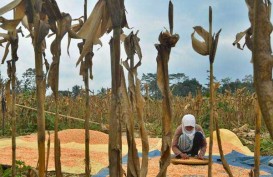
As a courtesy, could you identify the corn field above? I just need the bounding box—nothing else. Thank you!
[0,87,260,137]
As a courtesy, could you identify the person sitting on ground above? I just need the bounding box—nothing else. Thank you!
[172,114,207,160]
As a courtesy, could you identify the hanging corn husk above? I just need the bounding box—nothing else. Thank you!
[76,0,128,66]
[191,26,211,56]
[76,0,107,66]
[120,67,140,177]
[122,30,150,177]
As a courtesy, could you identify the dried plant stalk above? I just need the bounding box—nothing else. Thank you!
[214,112,233,177]
[155,31,179,177]
[10,35,17,177]
[250,0,273,140]
[120,67,140,177]
[34,20,46,177]
[254,99,261,177]
[107,0,125,176]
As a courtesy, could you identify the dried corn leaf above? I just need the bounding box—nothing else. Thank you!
[14,0,25,20]
[124,32,134,59]
[120,33,127,42]
[191,26,211,56]
[99,2,111,36]
[21,15,29,29]
[1,42,10,64]
[156,45,165,96]
[0,17,21,31]
[0,38,8,47]
[43,0,62,22]
[0,33,10,39]
[232,28,249,50]
[37,20,49,45]
[79,61,85,77]
[120,67,140,177]
[135,76,149,177]
[133,33,142,60]
[0,0,23,16]
[24,0,34,24]
[44,57,50,74]
[47,60,59,96]
[77,0,105,39]
[159,31,179,48]
[119,0,129,29]
[210,29,221,64]
[76,0,105,66]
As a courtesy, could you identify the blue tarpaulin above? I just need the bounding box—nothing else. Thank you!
[212,150,273,177]
[93,150,273,177]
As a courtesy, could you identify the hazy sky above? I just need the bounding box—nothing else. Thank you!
[0,0,254,93]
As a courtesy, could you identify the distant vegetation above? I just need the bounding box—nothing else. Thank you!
[1,68,272,155]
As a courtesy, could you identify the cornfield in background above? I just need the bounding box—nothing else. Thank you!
[0,87,262,136]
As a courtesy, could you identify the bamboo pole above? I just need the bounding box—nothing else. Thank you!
[254,100,261,177]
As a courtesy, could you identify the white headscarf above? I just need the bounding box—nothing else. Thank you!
[181,114,196,141]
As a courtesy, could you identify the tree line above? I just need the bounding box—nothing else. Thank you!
[2,68,255,99]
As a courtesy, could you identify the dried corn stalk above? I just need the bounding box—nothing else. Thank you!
[233,0,273,140]
[120,67,140,177]
[156,2,179,176]
[76,0,128,66]
[107,0,129,175]
[191,6,230,177]
[123,31,149,177]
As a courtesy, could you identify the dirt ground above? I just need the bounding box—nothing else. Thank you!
[0,129,269,176]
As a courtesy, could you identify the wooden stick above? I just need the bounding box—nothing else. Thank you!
[15,104,100,125]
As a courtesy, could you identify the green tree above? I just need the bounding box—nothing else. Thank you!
[141,73,161,99]
[21,68,36,92]
[72,85,81,98]
[171,78,202,97]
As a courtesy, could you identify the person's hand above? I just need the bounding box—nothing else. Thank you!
[197,152,204,160]
[179,153,189,159]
